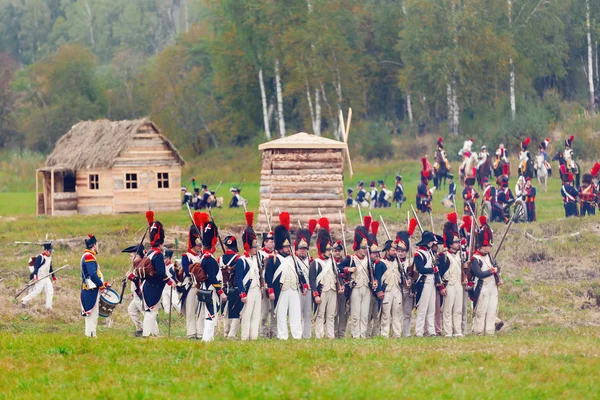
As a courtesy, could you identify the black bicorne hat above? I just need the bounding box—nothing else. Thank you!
[43,241,53,251]
[85,234,97,249]
[122,244,145,258]
[164,248,174,258]
[395,231,410,251]
[262,231,274,247]
[223,235,239,253]
[416,231,437,247]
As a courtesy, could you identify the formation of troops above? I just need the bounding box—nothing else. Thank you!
[16,133,600,339]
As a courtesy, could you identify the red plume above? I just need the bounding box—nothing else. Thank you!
[307,219,318,235]
[279,212,291,230]
[145,210,154,225]
[421,157,427,170]
[193,211,203,227]
[371,221,380,236]
[590,162,600,177]
[245,212,254,227]
[479,216,487,226]
[438,137,443,143]
[88,234,93,238]
[569,135,574,142]
[198,212,210,227]
[318,217,330,232]
[461,215,472,233]
[447,212,458,225]
[524,137,531,146]
[363,215,372,232]
[408,218,418,236]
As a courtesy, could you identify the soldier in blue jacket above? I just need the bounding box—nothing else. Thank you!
[80,234,109,337]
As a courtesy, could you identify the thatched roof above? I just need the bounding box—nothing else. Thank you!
[258,132,348,150]
[45,118,184,170]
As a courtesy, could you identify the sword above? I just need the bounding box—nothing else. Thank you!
[14,265,69,299]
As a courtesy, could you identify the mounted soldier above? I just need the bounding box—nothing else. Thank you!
[434,137,451,189]
[417,159,433,213]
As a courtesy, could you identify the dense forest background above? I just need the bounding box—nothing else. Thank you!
[1,0,600,159]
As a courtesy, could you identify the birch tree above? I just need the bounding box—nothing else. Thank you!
[586,0,596,112]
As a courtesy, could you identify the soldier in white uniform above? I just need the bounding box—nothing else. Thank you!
[294,219,316,339]
[343,216,378,338]
[237,212,262,340]
[375,239,403,338]
[180,213,206,339]
[265,212,308,340]
[22,242,55,310]
[438,213,465,337]
[259,232,277,338]
[309,218,340,339]
[121,244,146,337]
[367,223,382,337]
[471,220,502,335]
[396,228,416,337]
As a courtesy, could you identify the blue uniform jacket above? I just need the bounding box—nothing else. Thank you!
[80,250,103,315]
[141,249,168,310]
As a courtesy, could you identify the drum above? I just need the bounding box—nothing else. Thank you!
[440,195,454,208]
[99,288,120,318]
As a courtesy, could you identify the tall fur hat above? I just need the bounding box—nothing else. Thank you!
[443,212,459,248]
[582,173,593,185]
[202,220,218,252]
[242,212,258,251]
[565,135,574,148]
[353,216,371,251]
[437,137,444,148]
[274,212,291,251]
[539,138,549,150]
[395,231,410,251]
[316,218,332,258]
[521,137,531,151]
[147,211,164,247]
[367,220,380,253]
[295,219,316,250]
[189,212,209,251]
[476,222,493,248]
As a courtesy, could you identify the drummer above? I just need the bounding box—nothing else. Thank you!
[122,244,146,337]
[80,234,110,337]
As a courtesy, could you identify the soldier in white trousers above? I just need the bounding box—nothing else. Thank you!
[414,231,444,337]
[367,224,382,338]
[237,212,262,340]
[294,220,316,339]
[345,217,378,338]
[265,212,308,340]
[470,218,501,335]
[22,242,55,309]
[438,213,465,337]
[396,229,415,337]
[259,233,277,338]
[80,235,109,337]
[181,213,205,339]
[309,218,340,339]
[376,239,405,338]
[121,244,146,336]
[162,248,181,314]
[333,241,350,338]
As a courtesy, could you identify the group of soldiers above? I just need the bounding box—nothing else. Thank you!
[181,178,247,210]
[347,178,406,209]
[22,204,504,339]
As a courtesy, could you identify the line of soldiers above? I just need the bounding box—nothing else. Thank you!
[348,178,405,209]
[70,205,503,339]
[560,162,600,217]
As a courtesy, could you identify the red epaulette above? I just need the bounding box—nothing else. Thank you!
[83,253,96,262]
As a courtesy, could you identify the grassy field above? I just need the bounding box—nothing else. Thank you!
[1,148,600,397]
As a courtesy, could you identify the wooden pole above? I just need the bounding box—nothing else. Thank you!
[35,170,39,216]
[50,168,55,216]
[339,109,354,178]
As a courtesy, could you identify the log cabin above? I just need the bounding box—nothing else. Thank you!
[257,132,347,233]
[36,119,184,216]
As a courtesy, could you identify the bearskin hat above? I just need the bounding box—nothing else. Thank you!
[223,235,238,253]
[274,212,292,251]
[562,171,574,183]
[443,212,459,248]
[316,218,332,258]
[582,173,593,185]
[437,137,444,149]
[147,211,165,247]
[295,219,316,250]
[590,162,600,178]
[565,135,574,148]
[353,216,371,251]
[202,220,218,252]
[242,212,258,251]
[368,220,380,253]
[85,234,97,249]
[521,137,531,151]
[476,223,493,248]
[460,215,472,234]
[395,231,410,251]
[188,212,208,251]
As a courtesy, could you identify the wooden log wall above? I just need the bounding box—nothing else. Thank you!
[257,148,346,234]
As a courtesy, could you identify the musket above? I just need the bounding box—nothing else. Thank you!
[429,210,435,233]
[338,210,348,258]
[208,207,226,254]
[238,177,246,192]
[261,203,273,232]
[288,222,307,294]
[214,180,223,194]
[357,205,375,290]
[168,238,179,338]
[186,202,203,241]
[379,215,411,288]
[14,265,69,299]
[410,204,443,286]
[120,222,150,304]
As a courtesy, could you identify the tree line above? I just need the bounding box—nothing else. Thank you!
[0,0,599,156]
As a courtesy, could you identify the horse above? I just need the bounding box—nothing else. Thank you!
[477,154,493,189]
[433,149,452,190]
[534,153,548,192]
[459,153,477,186]
[552,151,581,189]
[519,155,535,181]
[493,157,509,178]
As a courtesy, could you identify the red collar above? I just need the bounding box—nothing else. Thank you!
[474,250,488,256]
[42,251,50,257]
[262,248,273,254]
[188,249,199,256]
[150,247,161,253]
[83,249,96,256]
[418,246,429,251]
[225,249,238,255]
[334,257,343,263]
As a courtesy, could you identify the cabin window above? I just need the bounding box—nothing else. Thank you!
[157,172,169,189]
[89,174,99,190]
[125,173,138,189]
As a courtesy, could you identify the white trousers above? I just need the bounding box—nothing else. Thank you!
[162,285,180,314]
[22,278,53,309]
[185,288,203,339]
[143,307,159,337]
[128,295,144,331]
[350,285,371,338]
[335,292,349,338]
[276,289,302,340]
[199,295,219,342]
[260,294,277,338]
[315,289,337,339]
[85,292,100,337]
[380,286,403,338]
[299,289,312,339]
[415,277,436,337]
[472,280,498,335]
[443,283,463,336]
[240,286,262,340]
[401,286,414,337]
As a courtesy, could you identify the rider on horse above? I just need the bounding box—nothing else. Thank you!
[518,138,531,177]
[537,138,552,176]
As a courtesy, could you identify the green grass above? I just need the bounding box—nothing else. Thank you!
[1,328,599,398]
